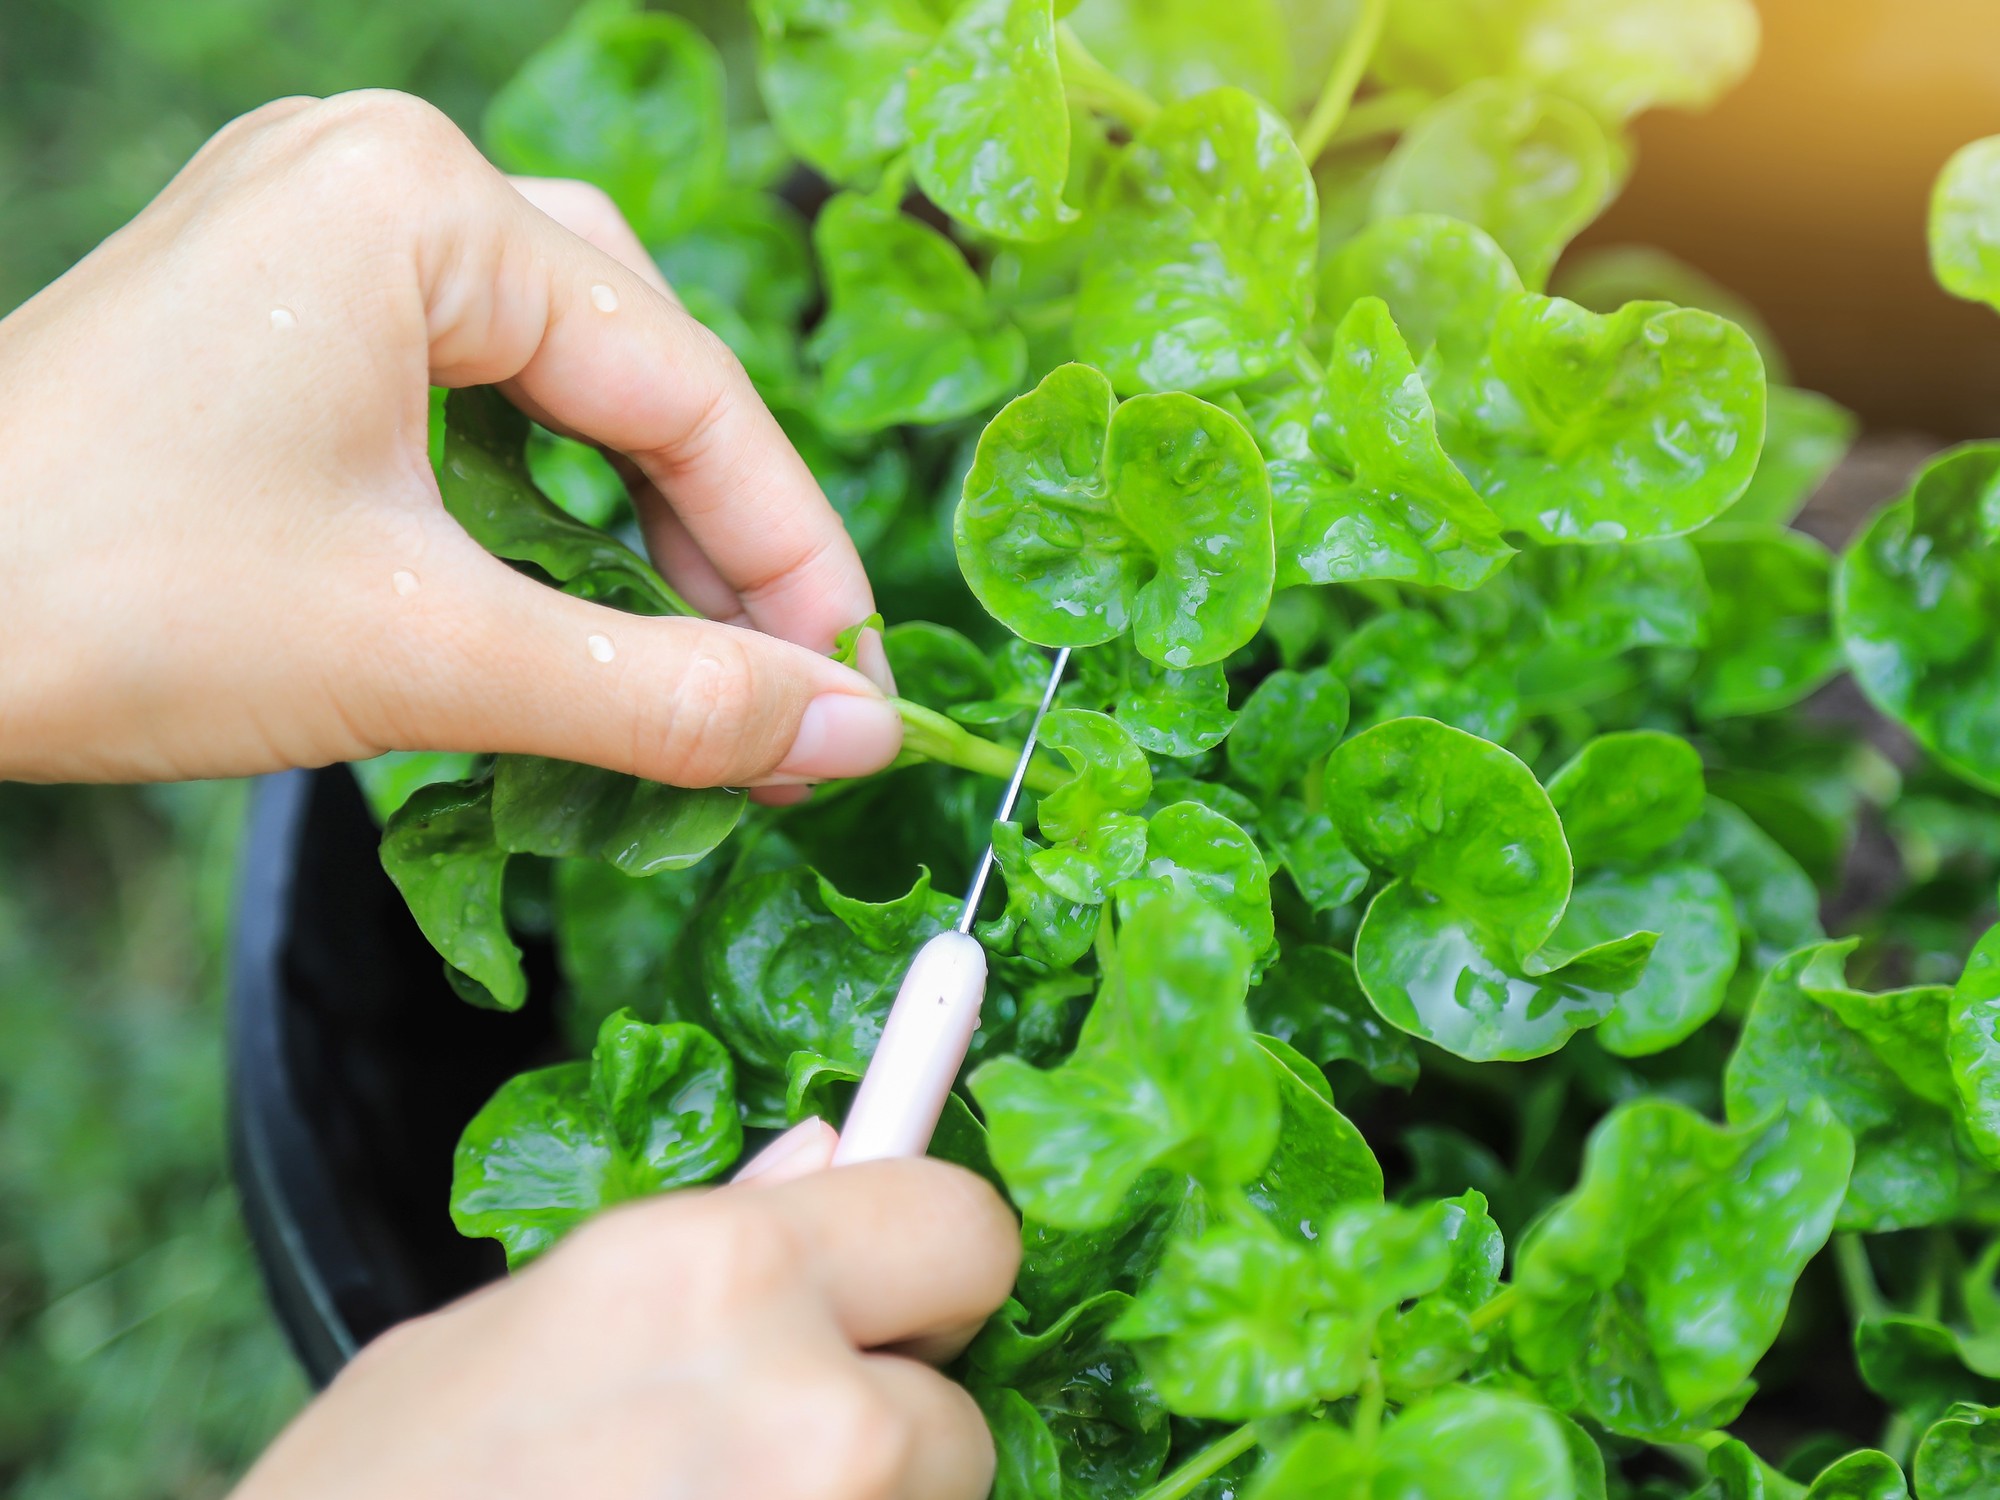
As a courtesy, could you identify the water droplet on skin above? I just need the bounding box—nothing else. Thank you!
[392,570,419,597]
[587,633,616,663]
[590,283,620,313]
[269,307,297,330]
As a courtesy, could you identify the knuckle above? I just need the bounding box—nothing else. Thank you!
[802,1380,912,1500]
[922,1163,1023,1289]
[636,628,772,786]
[282,91,478,205]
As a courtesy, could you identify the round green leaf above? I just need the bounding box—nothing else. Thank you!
[1228,668,1350,803]
[1063,0,1288,105]
[380,776,524,1012]
[1458,296,1768,545]
[485,7,727,240]
[491,756,746,878]
[1838,443,2000,794]
[1250,945,1421,1088]
[908,0,1075,242]
[1694,525,1840,721]
[1328,717,1571,958]
[1933,136,2000,312]
[1355,880,1650,1063]
[956,364,1275,666]
[809,195,1027,434]
[450,1011,741,1268]
[1129,801,1275,958]
[1547,730,1707,870]
[1950,923,2000,1172]
[1076,88,1316,396]
[751,0,936,183]
[1374,81,1616,291]
[1563,864,1737,1057]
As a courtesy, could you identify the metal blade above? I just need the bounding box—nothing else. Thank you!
[956,646,1071,935]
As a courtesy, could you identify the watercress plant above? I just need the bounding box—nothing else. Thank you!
[362,2,2000,1494]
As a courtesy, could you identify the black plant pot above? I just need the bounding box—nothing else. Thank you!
[229,766,562,1387]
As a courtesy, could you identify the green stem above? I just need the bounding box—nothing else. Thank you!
[1467,1283,1520,1334]
[1133,1424,1260,1500]
[1353,1362,1386,1448]
[1291,343,1328,388]
[1834,1233,1889,1324]
[1296,0,1390,162]
[895,700,1067,795]
[1057,22,1161,129]
[1326,87,1428,148]
[870,153,914,209]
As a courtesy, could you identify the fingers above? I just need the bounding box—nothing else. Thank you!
[861,1354,998,1500]
[424,145,874,656]
[506,176,680,305]
[734,1118,841,1186]
[384,547,900,787]
[751,1159,1022,1351]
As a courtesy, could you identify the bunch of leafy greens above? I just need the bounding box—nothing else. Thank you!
[362,1,2000,1494]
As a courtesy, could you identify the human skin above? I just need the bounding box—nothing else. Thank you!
[0,89,902,790]
[0,91,1018,1497]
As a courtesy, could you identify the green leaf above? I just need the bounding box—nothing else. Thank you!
[1128,801,1276,958]
[1114,1201,1452,1420]
[1693,525,1840,721]
[485,4,727,240]
[1672,797,1824,974]
[1728,386,1858,528]
[1357,880,1653,1064]
[955,363,1276,667]
[1726,942,1958,1232]
[490,757,745,878]
[908,0,1074,242]
[1073,640,1238,757]
[1374,81,1615,290]
[969,1294,1172,1498]
[751,0,936,183]
[1062,0,1288,105]
[1250,1388,1578,1500]
[1511,1097,1853,1441]
[1954,925,2000,1172]
[1076,89,1316,396]
[700,867,957,1122]
[1267,800,1372,914]
[380,776,524,1012]
[1375,0,1759,124]
[1801,1451,1908,1500]
[351,751,482,824]
[1838,443,2000,794]
[1563,864,1737,1057]
[1547,730,1708,869]
[809,195,1026,434]
[1249,1039,1386,1239]
[1857,1316,2000,1422]
[885,621,998,710]
[1271,298,1512,592]
[1329,717,1570,959]
[1933,137,2000,313]
[551,858,710,1041]
[1249,945,1421,1088]
[1448,294,1768,546]
[1333,610,1521,743]
[971,892,1279,1228]
[450,1010,741,1268]
[977,1388,1062,1500]
[987,821,1102,969]
[1914,1403,2000,1498]
[440,387,688,616]
[1032,708,1152,903]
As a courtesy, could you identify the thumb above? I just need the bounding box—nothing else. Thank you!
[381,549,903,788]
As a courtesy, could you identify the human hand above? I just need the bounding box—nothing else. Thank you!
[0,91,900,787]
[230,1155,1019,1500]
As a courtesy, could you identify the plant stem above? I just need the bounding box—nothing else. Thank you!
[1834,1233,1889,1324]
[1132,1424,1260,1500]
[1353,1362,1386,1448]
[1468,1283,1520,1333]
[1296,0,1390,162]
[1291,343,1328,387]
[1326,87,1428,149]
[871,153,914,209]
[1056,22,1161,129]
[894,700,1067,795]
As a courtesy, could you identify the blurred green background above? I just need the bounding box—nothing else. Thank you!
[0,2,583,1493]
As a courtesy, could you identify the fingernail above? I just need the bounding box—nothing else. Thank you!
[733,1117,838,1186]
[772,692,904,783]
[855,628,898,697]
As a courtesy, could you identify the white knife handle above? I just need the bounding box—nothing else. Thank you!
[830,931,988,1166]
